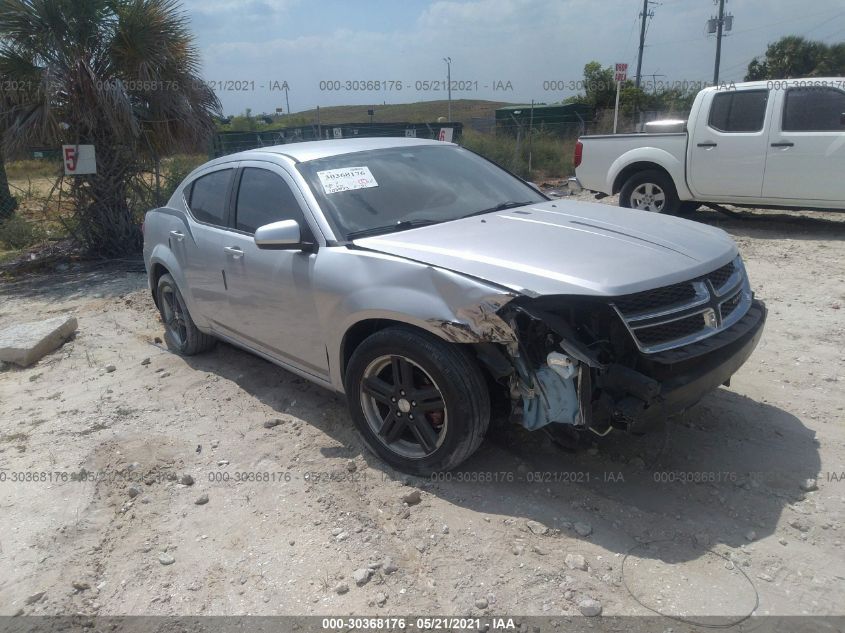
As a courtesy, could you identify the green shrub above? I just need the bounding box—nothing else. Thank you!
[0,215,45,249]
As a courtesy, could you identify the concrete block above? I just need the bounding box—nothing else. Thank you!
[0,315,78,367]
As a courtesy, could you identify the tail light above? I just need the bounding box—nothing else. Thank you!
[574,141,583,168]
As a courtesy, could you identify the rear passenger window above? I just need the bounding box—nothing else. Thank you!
[783,87,845,131]
[188,170,233,225]
[708,90,768,132]
[235,168,309,235]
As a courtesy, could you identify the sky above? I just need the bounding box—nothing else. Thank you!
[179,0,845,116]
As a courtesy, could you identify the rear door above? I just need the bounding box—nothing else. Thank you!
[180,165,236,324]
[688,88,772,199]
[763,85,845,203]
[216,162,329,378]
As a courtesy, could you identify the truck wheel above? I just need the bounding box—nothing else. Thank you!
[620,170,680,214]
[156,273,215,356]
[345,326,490,475]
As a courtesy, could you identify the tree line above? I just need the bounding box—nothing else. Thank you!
[564,36,845,118]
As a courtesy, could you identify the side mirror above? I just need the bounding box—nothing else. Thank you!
[254,219,302,249]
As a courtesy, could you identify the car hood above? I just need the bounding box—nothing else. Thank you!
[352,199,738,297]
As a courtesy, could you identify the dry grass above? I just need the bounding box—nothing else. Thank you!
[6,159,62,180]
[461,129,576,179]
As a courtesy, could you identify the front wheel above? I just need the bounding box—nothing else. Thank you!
[619,169,680,214]
[345,326,490,475]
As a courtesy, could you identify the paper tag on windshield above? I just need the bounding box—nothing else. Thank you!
[317,166,378,194]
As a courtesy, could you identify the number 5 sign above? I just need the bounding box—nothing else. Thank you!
[62,145,97,175]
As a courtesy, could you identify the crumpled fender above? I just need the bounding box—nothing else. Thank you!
[322,248,518,390]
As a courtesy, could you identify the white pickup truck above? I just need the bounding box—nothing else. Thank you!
[573,78,845,214]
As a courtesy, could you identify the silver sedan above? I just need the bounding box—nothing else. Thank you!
[143,138,765,474]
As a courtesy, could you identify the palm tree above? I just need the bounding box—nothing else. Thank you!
[0,0,220,255]
[0,154,16,220]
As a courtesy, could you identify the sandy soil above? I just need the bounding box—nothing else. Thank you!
[1,201,844,623]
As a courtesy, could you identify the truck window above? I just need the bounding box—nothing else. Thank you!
[783,87,845,132]
[234,168,310,235]
[188,169,233,226]
[708,90,768,133]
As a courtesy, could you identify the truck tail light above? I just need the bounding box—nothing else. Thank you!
[574,141,583,168]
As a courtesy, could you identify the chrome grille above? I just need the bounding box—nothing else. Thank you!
[611,256,752,353]
[720,291,743,320]
[705,261,736,292]
[613,282,698,315]
[635,313,708,346]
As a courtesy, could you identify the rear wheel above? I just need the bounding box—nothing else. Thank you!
[156,273,215,356]
[345,326,490,475]
[620,169,679,214]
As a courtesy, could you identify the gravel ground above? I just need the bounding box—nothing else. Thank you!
[1,199,843,623]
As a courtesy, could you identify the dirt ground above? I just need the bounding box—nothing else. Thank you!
[1,199,844,624]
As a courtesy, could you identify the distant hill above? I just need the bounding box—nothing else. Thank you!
[289,99,510,124]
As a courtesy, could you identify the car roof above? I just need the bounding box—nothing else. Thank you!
[700,77,844,93]
[219,137,450,164]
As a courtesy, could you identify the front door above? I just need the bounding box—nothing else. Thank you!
[217,163,329,379]
[688,88,772,199]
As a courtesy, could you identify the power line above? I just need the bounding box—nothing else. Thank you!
[799,10,845,37]
[648,8,841,47]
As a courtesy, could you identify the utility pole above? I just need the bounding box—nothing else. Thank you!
[443,57,452,122]
[634,0,654,89]
[713,0,725,84]
[709,0,733,84]
[284,84,290,118]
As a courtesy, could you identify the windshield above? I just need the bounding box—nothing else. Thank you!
[296,144,545,240]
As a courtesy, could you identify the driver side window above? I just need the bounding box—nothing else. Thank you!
[235,168,311,237]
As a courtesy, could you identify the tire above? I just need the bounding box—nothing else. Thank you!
[156,273,215,356]
[345,326,490,475]
[619,169,680,214]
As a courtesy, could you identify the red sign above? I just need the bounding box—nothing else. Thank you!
[615,63,628,82]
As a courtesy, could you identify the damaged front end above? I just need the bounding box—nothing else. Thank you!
[477,288,766,437]
[417,257,766,438]
[496,295,641,436]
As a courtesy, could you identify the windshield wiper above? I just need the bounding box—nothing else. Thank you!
[346,219,441,240]
[461,200,536,219]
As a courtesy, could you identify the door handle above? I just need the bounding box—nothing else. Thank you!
[697,141,718,148]
[770,141,794,148]
[169,230,184,242]
[223,246,243,259]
